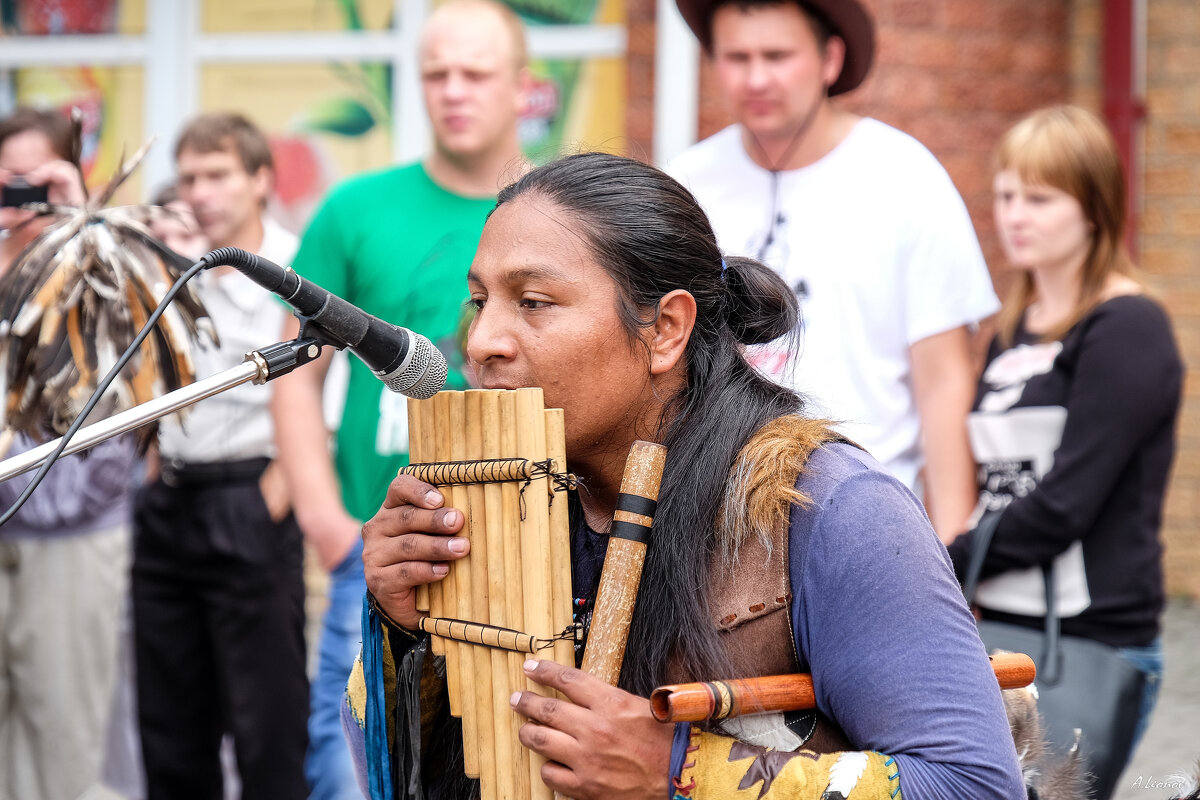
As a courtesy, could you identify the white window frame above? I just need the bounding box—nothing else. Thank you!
[0,0,631,192]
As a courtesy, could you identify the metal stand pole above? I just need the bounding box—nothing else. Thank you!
[0,338,323,483]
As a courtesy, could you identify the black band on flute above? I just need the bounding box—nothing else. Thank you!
[609,519,651,544]
[615,493,657,519]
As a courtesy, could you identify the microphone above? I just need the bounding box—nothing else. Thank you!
[202,247,448,399]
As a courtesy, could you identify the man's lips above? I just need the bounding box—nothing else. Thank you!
[743,100,777,115]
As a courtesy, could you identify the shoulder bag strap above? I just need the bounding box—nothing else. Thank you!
[961,509,1003,604]
[1040,566,1063,685]
[962,509,1063,685]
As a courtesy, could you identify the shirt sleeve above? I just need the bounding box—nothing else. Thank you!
[791,466,1022,799]
[900,149,999,346]
[0,434,135,530]
[949,298,1183,576]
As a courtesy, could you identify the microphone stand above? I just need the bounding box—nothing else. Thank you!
[0,337,326,483]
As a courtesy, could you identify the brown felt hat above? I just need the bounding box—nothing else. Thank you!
[675,0,876,96]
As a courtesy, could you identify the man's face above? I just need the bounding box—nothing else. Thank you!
[0,129,56,235]
[175,145,268,248]
[465,194,658,466]
[151,200,209,260]
[420,7,525,161]
[710,3,843,144]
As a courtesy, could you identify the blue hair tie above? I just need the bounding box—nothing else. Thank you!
[720,258,728,276]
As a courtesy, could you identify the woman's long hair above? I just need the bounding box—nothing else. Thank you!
[494,152,804,694]
[993,105,1139,345]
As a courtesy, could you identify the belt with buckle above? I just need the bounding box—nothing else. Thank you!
[160,457,271,488]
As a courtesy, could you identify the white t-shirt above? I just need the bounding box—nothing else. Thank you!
[159,217,298,462]
[668,119,998,490]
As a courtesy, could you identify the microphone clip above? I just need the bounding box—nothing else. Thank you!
[247,335,330,384]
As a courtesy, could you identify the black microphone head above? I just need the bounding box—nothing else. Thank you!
[374,331,448,399]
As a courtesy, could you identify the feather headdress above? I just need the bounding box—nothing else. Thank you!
[0,141,215,456]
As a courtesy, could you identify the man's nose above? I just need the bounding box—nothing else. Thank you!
[746,58,770,89]
[466,306,516,366]
[443,72,468,100]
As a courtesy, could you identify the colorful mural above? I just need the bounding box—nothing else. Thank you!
[2,0,626,227]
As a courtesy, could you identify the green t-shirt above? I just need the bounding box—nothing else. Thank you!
[292,162,495,522]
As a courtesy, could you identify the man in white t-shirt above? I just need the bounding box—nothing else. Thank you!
[668,0,998,538]
[132,112,308,800]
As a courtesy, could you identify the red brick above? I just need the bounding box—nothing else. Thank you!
[994,0,1041,39]
[1164,125,1200,156]
[1146,166,1198,195]
[891,0,939,28]
[1142,246,1196,275]
[968,39,1018,73]
[1147,1,1200,39]
[1015,40,1068,76]
[943,0,994,32]
[1037,1,1071,39]
[1162,42,1200,76]
[1072,0,1102,38]
[906,29,959,70]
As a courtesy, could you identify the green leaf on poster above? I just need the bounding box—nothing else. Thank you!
[294,96,376,137]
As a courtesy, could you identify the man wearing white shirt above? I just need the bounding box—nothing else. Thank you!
[132,113,308,800]
[668,0,998,538]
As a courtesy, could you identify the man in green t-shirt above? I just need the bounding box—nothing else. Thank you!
[270,2,531,797]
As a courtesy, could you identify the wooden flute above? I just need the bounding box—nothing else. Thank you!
[581,440,667,683]
[649,651,1037,723]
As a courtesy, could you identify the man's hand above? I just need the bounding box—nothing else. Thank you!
[1,162,82,234]
[258,461,292,523]
[0,160,86,206]
[511,659,674,800]
[361,473,468,629]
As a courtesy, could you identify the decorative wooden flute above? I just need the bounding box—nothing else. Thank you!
[649,651,1037,723]
[580,440,668,684]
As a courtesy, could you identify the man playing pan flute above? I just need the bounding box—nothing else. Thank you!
[353,153,1024,800]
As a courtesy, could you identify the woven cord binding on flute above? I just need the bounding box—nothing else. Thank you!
[398,457,577,519]
[419,616,581,655]
[399,457,576,489]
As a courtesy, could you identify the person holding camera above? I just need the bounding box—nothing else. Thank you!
[0,107,139,800]
[0,108,86,272]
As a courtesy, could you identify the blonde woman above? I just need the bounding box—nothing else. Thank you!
[946,106,1183,783]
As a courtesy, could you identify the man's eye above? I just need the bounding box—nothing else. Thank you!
[520,298,549,310]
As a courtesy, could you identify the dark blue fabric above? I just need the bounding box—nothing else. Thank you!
[362,596,394,800]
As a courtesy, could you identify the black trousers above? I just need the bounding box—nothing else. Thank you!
[132,465,309,800]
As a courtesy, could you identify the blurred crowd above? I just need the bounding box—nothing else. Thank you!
[0,1,1183,800]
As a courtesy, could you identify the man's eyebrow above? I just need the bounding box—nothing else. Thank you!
[467,265,562,286]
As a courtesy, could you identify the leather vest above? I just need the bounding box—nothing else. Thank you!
[662,414,858,753]
[702,505,851,752]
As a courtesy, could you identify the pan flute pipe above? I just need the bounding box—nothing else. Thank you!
[400,388,575,800]
[648,651,1038,723]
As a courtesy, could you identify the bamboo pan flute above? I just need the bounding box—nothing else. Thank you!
[402,390,667,800]
[404,388,571,800]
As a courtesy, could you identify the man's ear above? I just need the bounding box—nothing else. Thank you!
[822,35,846,91]
[648,289,697,376]
[514,66,533,116]
[251,165,273,207]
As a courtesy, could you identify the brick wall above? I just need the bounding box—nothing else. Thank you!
[1140,0,1200,599]
[623,0,1200,598]
[1071,0,1200,599]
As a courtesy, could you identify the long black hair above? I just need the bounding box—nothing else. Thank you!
[494,152,805,694]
